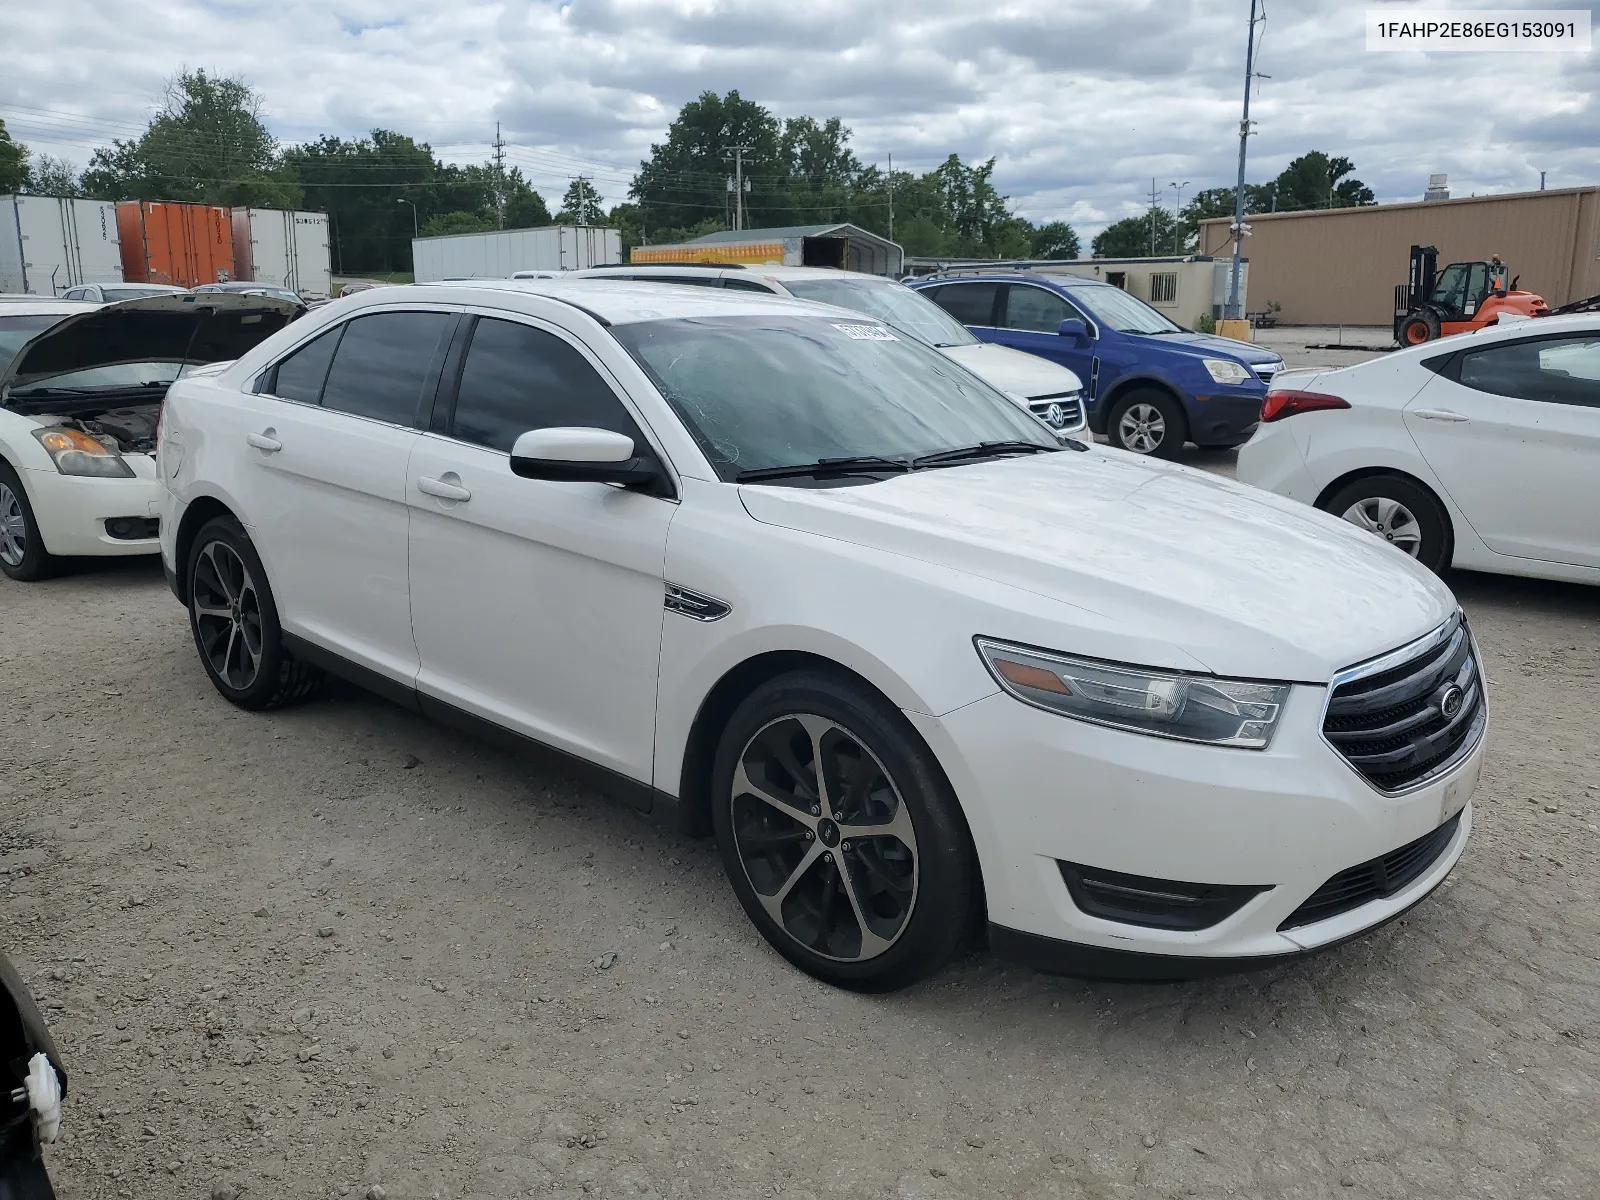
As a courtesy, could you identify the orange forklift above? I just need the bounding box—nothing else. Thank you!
[1393,245,1550,345]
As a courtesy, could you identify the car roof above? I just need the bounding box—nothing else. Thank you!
[916,272,1109,290]
[575,264,897,285]
[361,279,863,326]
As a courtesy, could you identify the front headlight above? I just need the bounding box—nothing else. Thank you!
[1202,358,1252,385]
[975,638,1289,749]
[32,427,136,478]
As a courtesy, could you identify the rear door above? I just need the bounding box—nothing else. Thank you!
[237,309,455,681]
[406,313,676,784]
[1406,331,1600,567]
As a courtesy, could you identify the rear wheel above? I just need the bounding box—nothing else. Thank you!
[1107,390,1187,459]
[1320,474,1453,574]
[711,671,977,992]
[0,463,61,582]
[1399,311,1441,346]
[187,515,324,710]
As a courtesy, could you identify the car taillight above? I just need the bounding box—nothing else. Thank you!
[1261,390,1351,422]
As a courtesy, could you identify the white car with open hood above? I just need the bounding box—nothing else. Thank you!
[0,292,301,580]
[157,280,1485,990]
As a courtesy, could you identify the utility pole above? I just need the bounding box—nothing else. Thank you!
[887,151,894,244]
[1170,180,1190,254]
[726,144,754,231]
[1148,177,1160,256]
[492,121,507,229]
[1227,0,1264,320]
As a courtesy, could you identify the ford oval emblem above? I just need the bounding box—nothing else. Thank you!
[1437,683,1465,719]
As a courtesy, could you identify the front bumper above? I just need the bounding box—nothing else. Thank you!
[909,682,1482,973]
[22,460,162,558]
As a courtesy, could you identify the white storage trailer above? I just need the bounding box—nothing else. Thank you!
[230,208,332,296]
[411,225,622,282]
[0,195,123,295]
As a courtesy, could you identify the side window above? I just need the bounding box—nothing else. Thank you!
[449,317,644,453]
[1003,285,1073,333]
[319,312,452,425]
[721,277,776,292]
[928,282,998,326]
[61,287,85,301]
[659,275,722,288]
[1465,263,1489,310]
[268,326,343,404]
[1458,336,1600,408]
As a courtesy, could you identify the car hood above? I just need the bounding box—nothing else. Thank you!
[1147,330,1282,366]
[938,342,1083,397]
[0,292,301,406]
[738,451,1456,683]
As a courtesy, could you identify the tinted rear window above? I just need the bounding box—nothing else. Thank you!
[319,313,451,425]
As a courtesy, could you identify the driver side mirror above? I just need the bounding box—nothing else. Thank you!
[1058,318,1090,342]
[510,427,666,490]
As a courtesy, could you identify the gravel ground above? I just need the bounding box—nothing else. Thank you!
[3,389,1597,1199]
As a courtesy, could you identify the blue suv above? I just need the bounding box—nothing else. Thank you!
[910,273,1284,458]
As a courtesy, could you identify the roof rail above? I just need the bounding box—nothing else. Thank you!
[600,261,747,270]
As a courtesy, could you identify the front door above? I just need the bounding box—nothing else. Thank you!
[1406,332,1600,567]
[407,314,677,783]
[239,309,453,682]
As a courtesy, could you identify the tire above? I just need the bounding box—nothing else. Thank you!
[186,515,324,710]
[711,670,977,992]
[0,462,62,583]
[1320,474,1453,574]
[1107,389,1187,459]
[1399,311,1440,346]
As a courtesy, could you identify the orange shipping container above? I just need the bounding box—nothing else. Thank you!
[115,201,236,288]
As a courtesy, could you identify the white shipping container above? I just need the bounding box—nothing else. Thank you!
[0,195,123,295]
[411,225,622,282]
[230,208,332,296]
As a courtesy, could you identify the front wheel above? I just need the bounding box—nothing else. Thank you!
[1399,311,1440,346]
[186,515,324,710]
[0,463,62,582]
[711,671,978,992]
[1107,390,1187,459]
[1320,474,1453,574]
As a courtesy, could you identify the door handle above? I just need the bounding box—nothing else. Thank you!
[246,431,282,452]
[1412,409,1469,423]
[417,476,472,503]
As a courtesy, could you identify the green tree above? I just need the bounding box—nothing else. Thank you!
[26,155,82,197]
[631,90,781,233]
[422,210,496,237]
[1091,208,1179,258]
[1269,152,1374,211]
[557,177,604,224]
[501,168,552,229]
[81,70,300,207]
[1031,220,1081,259]
[0,118,31,192]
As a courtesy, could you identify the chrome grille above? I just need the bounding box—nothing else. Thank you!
[1322,615,1485,793]
[1029,392,1086,434]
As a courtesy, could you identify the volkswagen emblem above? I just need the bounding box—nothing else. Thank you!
[1045,403,1066,427]
[1437,683,1465,719]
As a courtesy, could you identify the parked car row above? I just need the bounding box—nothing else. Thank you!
[146,279,1485,991]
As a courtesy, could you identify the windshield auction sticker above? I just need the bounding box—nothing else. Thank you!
[1367,9,1591,50]
[831,323,898,341]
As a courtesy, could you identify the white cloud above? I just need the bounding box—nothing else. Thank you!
[2,0,1592,232]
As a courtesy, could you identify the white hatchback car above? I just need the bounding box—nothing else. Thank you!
[0,293,299,580]
[159,281,1484,990]
[1238,313,1600,583]
[568,265,1089,438]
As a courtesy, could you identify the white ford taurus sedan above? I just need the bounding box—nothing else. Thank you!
[158,281,1485,990]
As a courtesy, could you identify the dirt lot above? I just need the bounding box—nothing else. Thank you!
[3,415,1597,1199]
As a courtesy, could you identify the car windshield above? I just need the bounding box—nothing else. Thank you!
[780,277,979,348]
[611,314,1055,480]
[11,361,189,394]
[1066,285,1182,335]
[0,315,63,378]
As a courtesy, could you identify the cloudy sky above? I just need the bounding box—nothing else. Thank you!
[2,0,1594,234]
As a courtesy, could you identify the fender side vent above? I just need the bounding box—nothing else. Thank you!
[664,584,730,622]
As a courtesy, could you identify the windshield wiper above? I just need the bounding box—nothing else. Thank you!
[734,454,914,483]
[911,440,1061,468]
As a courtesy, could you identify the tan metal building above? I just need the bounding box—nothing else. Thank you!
[1197,187,1600,326]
